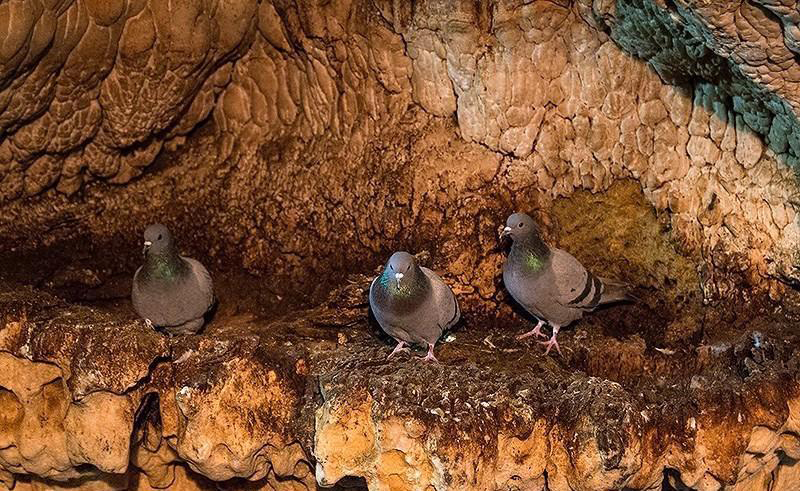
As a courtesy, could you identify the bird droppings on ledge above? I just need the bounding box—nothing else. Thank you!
[1,265,800,490]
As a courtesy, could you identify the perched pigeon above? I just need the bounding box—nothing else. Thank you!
[132,224,215,335]
[501,213,631,355]
[369,252,460,362]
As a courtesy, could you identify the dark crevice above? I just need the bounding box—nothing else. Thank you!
[131,392,162,453]
[662,468,694,490]
[331,475,369,490]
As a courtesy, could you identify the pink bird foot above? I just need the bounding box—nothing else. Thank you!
[517,320,547,340]
[387,341,411,360]
[422,344,439,363]
[539,335,563,356]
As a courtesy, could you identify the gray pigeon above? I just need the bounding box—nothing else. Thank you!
[132,224,215,335]
[369,252,460,362]
[501,213,631,355]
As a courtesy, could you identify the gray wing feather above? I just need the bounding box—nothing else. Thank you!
[549,249,603,310]
[184,257,215,314]
[504,248,596,327]
[422,267,460,331]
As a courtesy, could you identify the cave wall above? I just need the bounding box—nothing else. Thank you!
[5,2,800,490]
[3,278,800,491]
[397,0,800,298]
[0,287,319,490]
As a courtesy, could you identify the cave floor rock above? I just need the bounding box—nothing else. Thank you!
[1,251,800,491]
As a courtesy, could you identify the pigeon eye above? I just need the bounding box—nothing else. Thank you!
[518,223,524,228]
[157,234,162,240]
[389,264,394,271]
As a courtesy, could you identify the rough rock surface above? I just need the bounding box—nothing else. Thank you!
[1,0,800,302]
[1,271,800,491]
[4,0,800,490]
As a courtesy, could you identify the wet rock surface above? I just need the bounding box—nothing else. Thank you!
[1,252,800,490]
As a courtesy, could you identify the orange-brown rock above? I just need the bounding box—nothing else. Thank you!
[2,277,800,490]
[1,0,800,303]
[4,0,800,490]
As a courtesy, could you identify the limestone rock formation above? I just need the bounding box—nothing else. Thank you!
[2,0,800,302]
[2,276,800,491]
[3,0,800,490]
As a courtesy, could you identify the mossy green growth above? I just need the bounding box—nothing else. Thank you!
[551,180,700,311]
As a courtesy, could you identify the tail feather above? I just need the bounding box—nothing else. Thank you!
[598,277,636,305]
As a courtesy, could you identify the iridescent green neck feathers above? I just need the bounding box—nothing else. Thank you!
[142,251,188,282]
[379,268,422,297]
[524,251,545,271]
[374,265,431,313]
[512,235,551,273]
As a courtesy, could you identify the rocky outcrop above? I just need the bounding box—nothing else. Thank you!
[0,0,253,195]
[393,0,800,298]
[2,275,800,490]
[0,282,317,490]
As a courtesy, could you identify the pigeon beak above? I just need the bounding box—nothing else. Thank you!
[500,226,512,239]
[142,240,152,256]
[394,272,404,286]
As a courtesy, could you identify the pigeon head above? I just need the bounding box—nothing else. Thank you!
[384,251,421,290]
[501,212,539,241]
[142,224,175,256]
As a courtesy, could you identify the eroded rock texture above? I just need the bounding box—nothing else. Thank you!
[4,0,800,490]
[2,277,800,491]
[0,283,318,490]
[1,0,800,302]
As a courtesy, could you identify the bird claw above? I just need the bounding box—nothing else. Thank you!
[422,344,439,363]
[144,318,153,329]
[538,336,563,356]
[422,352,439,363]
[387,342,411,360]
[517,322,547,340]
